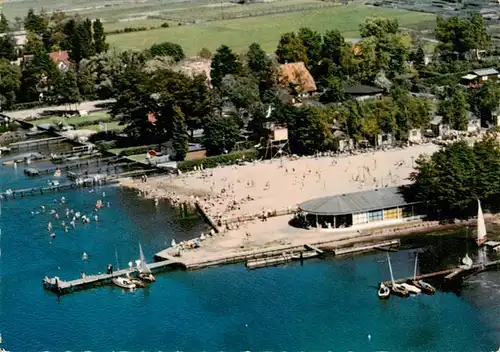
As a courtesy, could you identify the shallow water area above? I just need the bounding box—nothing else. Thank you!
[0,159,500,351]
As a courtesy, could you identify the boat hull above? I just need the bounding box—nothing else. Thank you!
[139,273,156,282]
[391,284,410,297]
[476,238,487,247]
[377,283,390,299]
[409,279,435,295]
[112,277,136,290]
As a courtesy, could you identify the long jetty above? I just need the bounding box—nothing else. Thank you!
[382,259,500,289]
[8,136,66,151]
[43,260,185,294]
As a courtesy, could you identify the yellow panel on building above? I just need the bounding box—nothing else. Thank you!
[397,207,403,218]
[383,208,399,220]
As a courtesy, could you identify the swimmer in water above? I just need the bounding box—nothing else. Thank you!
[70,220,75,229]
[94,215,98,223]
[55,213,59,220]
[50,233,56,238]
[40,205,45,212]
[47,222,53,232]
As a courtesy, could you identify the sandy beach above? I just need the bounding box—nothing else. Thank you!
[119,143,443,259]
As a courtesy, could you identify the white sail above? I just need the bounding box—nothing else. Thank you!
[477,199,487,242]
[138,243,151,274]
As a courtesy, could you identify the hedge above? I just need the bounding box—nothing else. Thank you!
[118,145,157,156]
[178,149,258,171]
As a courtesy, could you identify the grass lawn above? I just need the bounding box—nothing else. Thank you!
[82,121,124,132]
[31,113,112,126]
[107,4,436,55]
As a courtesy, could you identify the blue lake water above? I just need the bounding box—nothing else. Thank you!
[1,160,500,351]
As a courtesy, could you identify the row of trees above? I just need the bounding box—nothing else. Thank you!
[409,137,500,217]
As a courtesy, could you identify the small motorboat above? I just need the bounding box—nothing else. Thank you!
[378,282,390,299]
[399,282,421,294]
[391,283,410,297]
[139,273,156,282]
[112,276,136,290]
[126,274,146,288]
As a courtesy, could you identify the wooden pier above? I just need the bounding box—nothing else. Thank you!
[34,157,120,175]
[382,259,500,289]
[328,239,400,256]
[8,136,66,151]
[43,260,185,294]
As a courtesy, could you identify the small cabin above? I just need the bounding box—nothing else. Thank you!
[461,68,499,88]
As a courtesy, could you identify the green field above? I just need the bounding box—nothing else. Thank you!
[107,4,436,55]
[31,113,112,126]
[84,121,124,132]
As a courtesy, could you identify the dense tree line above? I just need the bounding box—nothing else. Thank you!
[1,9,499,163]
[409,137,500,218]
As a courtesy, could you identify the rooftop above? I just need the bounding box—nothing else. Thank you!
[298,187,415,216]
[472,68,498,76]
[278,62,317,93]
[342,82,383,95]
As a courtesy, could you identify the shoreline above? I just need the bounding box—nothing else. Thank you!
[117,143,500,267]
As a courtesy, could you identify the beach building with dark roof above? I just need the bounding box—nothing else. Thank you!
[297,187,424,229]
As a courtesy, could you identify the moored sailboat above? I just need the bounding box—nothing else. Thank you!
[408,252,436,295]
[476,199,487,247]
[138,243,155,282]
[386,253,409,297]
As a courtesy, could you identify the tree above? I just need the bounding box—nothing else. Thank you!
[435,14,490,61]
[409,138,500,218]
[0,34,17,61]
[319,76,345,104]
[412,45,425,69]
[210,45,242,88]
[246,42,271,79]
[441,88,468,131]
[81,19,95,58]
[24,9,48,34]
[220,74,260,112]
[93,19,108,54]
[77,62,96,99]
[149,41,185,62]
[0,14,9,33]
[287,106,332,154]
[23,31,45,55]
[470,81,500,126]
[297,27,322,67]
[198,47,212,59]
[275,32,308,66]
[62,18,77,52]
[203,115,240,156]
[171,105,188,161]
[0,59,21,110]
[19,51,60,102]
[320,29,345,66]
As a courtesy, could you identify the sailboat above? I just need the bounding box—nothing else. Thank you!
[386,253,409,297]
[408,252,435,295]
[476,199,487,247]
[138,243,155,282]
[111,246,136,291]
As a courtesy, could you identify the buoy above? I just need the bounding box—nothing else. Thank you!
[82,252,88,260]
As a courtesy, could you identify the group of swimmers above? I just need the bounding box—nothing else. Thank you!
[34,192,110,239]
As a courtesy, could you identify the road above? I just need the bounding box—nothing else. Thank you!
[4,99,115,121]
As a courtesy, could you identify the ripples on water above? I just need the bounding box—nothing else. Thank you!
[0,161,499,351]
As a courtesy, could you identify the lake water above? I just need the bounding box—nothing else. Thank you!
[1,159,499,351]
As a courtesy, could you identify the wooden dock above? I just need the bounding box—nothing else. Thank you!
[331,239,400,256]
[34,157,119,175]
[382,259,500,289]
[8,136,66,151]
[43,260,184,294]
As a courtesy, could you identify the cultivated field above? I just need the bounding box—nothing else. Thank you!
[107,4,436,55]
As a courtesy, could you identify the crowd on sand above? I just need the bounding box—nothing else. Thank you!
[119,143,445,255]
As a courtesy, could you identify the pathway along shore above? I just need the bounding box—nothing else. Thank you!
[117,142,497,262]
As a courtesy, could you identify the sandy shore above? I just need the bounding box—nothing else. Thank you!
[118,143,445,258]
